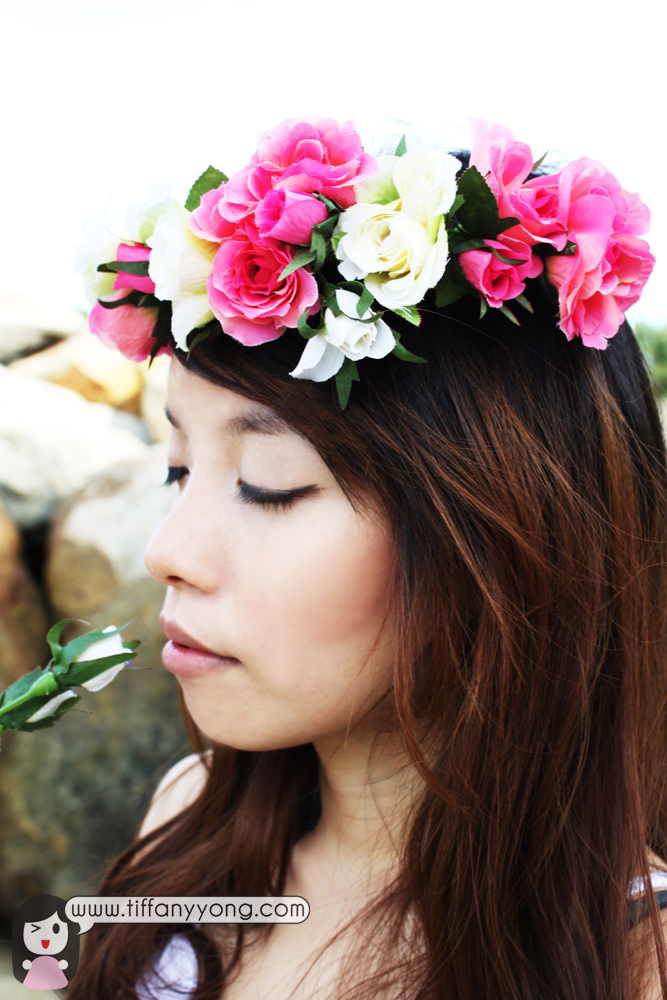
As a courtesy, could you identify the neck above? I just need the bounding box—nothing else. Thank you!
[297,721,424,897]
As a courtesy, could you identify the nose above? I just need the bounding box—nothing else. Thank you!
[143,478,223,594]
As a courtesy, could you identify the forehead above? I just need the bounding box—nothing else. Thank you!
[165,361,298,440]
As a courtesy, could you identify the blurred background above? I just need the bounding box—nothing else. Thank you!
[0,0,665,993]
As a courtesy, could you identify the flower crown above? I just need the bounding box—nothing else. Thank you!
[77,117,655,408]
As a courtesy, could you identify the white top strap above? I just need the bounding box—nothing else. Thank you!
[136,934,199,1000]
[627,869,667,898]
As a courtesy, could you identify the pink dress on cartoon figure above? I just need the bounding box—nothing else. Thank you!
[23,954,69,989]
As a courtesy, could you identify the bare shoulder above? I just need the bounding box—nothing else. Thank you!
[138,750,211,839]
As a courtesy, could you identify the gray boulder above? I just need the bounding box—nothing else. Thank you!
[0,365,149,527]
[0,447,189,917]
[0,289,86,364]
[46,443,175,620]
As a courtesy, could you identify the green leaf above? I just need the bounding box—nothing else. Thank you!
[500,304,520,325]
[392,306,421,327]
[334,357,359,409]
[97,290,158,311]
[279,247,316,281]
[326,292,342,317]
[186,327,213,353]
[184,165,228,212]
[337,281,366,297]
[391,337,427,363]
[395,135,407,157]
[331,231,345,254]
[310,229,328,271]
[532,150,549,172]
[64,651,137,689]
[312,193,344,214]
[97,260,150,277]
[149,301,173,364]
[18,695,82,733]
[447,193,465,218]
[310,214,337,241]
[479,297,488,320]
[450,237,487,254]
[0,668,57,718]
[514,293,534,314]
[490,248,527,266]
[47,618,85,659]
[297,307,323,339]
[496,216,520,235]
[455,166,501,238]
[58,622,130,669]
[436,269,466,308]
[357,285,375,318]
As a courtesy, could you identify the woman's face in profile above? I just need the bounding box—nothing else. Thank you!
[143,360,396,751]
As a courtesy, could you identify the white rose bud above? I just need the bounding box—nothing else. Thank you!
[25,690,78,724]
[290,290,395,382]
[74,626,134,692]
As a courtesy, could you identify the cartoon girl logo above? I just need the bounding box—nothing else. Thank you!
[12,894,80,989]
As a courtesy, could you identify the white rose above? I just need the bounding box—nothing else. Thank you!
[392,148,459,238]
[336,204,449,310]
[75,179,176,306]
[25,689,78,724]
[74,625,134,692]
[147,205,218,350]
[290,290,395,382]
[353,154,400,206]
[335,147,459,310]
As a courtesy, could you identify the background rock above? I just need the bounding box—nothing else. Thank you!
[0,289,86,364]
[0,589,189,915]
[46,443,176,619]
[9,332,146,414]
[0,365,149,527]
[0,500,49,690]
[141,353,171,443]
[0,446,188,917]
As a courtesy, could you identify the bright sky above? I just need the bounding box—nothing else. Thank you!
[1,0,665,327]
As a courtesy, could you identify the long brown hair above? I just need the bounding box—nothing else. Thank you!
[69,277,667,999]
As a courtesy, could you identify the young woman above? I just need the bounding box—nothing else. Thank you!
[68,118,667,999]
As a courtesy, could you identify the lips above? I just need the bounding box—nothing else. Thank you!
[159,617,221,655]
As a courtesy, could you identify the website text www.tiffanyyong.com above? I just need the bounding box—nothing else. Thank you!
[65,896,309,933]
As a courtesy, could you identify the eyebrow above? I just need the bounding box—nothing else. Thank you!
[164,405,292,437]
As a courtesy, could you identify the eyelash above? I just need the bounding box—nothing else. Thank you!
[162,467,314,510]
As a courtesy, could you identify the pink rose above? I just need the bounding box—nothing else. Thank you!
[459,235,544,309]
[89,291,169,362]
[469,118,533,198]
[547,233,655,349]
[189,187,237,242]
[469,118,567,250]
[545,157,654,348]
[252,117,377,208]
[190,118,376,244]
[207,219,319,346]
[112,243,156,295]
[254,189,328,244]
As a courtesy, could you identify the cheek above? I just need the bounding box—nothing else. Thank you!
[238,503,395,686]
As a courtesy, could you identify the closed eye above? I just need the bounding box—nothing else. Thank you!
[236,481,318,510]
[163,466,188,487]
